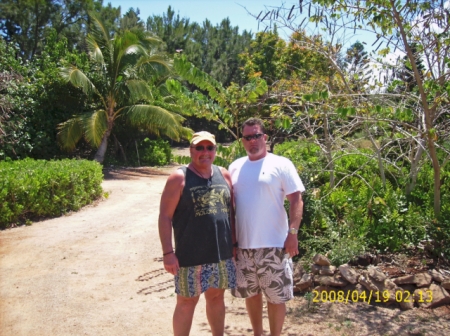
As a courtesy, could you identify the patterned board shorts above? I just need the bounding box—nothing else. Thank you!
[175,258,236,297]
[231,247,293,304]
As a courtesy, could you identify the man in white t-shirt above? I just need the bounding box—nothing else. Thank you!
[229,118,305,336]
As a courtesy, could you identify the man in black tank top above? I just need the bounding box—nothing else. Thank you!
[158,131,237,336]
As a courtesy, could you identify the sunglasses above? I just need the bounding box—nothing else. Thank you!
[191,145,216,151]
[242,133,264,141]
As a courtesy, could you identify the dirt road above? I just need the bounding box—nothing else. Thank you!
[1,165,449,336]
[0,166,261,335]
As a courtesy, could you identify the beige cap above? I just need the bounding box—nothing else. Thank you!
[190,131,216,145]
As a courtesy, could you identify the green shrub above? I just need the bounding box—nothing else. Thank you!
[140,138,172,166]
[274,140,325,189]
[427,216,450,261]
[298,228,368,266]
[275,139,430,259]
[0,158,103,229]
[216,141,247,167]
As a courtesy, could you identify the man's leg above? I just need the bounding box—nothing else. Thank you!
[173,294,200,336]
[267,301,286,336]
[204,288,226,336]
[245,293,264,336]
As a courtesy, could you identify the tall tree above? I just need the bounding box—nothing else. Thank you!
[0,0,121,59]
[261,0,450,217]
[58,13,190,163]
[344,41,370,91]
[146,6,191,55]
[118,7,144,33]
[0,37,28,159]
[90,0,121,38]
[391,43,426,94]
[147,7,253,87]
[185,18,253,86]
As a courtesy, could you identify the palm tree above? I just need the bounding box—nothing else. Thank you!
[58,12,190,163]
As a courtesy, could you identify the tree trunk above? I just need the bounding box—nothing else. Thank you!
[114,134,127,163]
[366,126,386,188]
[406,139,425,195]
[94,131,110,164]
[323,115,335,188]
[430,141,441,217]
[391,0,441,217]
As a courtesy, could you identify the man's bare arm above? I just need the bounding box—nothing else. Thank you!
[158,169,184,275]
[220,167,237,256]
[284,191,303,257]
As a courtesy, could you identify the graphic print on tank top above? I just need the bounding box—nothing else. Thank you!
[190,185,230,217]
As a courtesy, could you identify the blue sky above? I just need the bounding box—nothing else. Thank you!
[106,0,267,34]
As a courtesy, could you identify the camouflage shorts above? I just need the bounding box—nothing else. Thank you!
[231,247,293,304]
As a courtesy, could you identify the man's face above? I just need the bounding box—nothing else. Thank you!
[241,124,267,161]
[190,140,216,166]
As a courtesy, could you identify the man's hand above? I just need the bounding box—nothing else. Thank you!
[284,234,299,257]
[163,253,180,275]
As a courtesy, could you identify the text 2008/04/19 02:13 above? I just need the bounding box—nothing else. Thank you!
[312,289,433,304]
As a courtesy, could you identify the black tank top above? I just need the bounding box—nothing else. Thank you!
[172,165,233,267]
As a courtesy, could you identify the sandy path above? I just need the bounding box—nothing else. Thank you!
[1,166,449,336]
[0,167,259,336]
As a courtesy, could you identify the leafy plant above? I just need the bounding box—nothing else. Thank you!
[140,138,172,166]
[58,12,190,163]
[0,158,103,229]
[275,139,431,261]
[427,218,450,261]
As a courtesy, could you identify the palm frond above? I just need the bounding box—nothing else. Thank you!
[60,65,96,96]
[82,110,108,147]
[158,82,172,97]
[124,79,153,103]
[116,44,147,75]
[159,102,182,113]
[137,54,172,76]
[125,104,188,140]
[113,34,136,62]
[57,117,84,151]
[86,34,105,65]
[142,35,163,45]
[127,28,163,49]
[87,12,113,72]
[178,126,194,139]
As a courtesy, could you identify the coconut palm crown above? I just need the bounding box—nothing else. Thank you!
[58,12,191,163]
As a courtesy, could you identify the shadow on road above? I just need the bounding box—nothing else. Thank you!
[103,166,175,180]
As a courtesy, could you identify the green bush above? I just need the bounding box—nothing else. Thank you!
[274,140,325,189]
[140,138,172,166]
[427,217,450,261]
[275,139,431,262]
[0,158,103,229]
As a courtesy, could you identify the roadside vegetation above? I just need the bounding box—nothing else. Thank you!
[0,158,102,229]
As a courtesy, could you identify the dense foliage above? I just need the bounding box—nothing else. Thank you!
[0,31,92,161]
[146,6,253,87]
[104,137,173,167]
[0,158,103,229]
[58,12,191,163]
[275,139,449,263]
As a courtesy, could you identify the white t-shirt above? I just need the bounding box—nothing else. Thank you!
[229,153,305,249]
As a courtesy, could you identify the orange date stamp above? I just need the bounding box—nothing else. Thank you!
[312,289,433,304]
